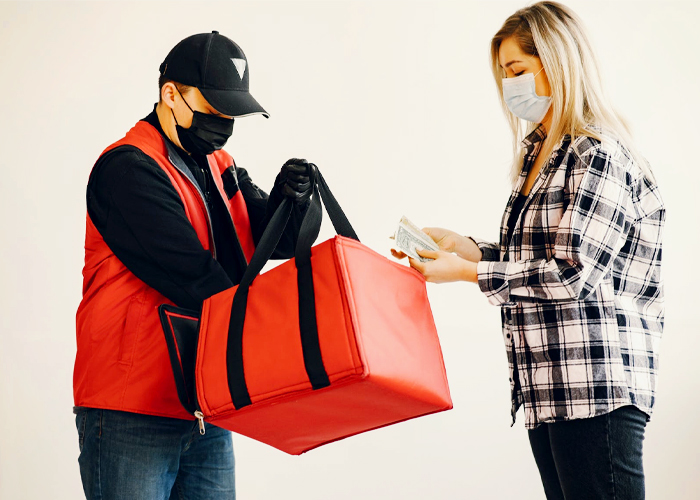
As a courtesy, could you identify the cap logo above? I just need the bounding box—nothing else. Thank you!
[231,58,247,80]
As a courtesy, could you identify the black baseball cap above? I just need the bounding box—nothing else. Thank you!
[159,31,269,118]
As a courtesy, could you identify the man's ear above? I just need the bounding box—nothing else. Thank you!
[161,82,177,109]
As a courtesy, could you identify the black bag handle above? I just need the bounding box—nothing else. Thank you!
[315,170,358,241]
[226,166,359,409]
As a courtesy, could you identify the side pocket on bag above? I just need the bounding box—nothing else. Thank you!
[159,304,201,414]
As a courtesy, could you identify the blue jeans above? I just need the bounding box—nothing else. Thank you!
[75,408,235,500]
[528,405,648,500]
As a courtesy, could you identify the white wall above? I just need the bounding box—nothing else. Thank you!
[1,1,697,498]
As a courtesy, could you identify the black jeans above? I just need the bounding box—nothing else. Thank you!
[528,405,648,500]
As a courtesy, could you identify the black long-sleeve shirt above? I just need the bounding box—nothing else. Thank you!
[87,107,304,310]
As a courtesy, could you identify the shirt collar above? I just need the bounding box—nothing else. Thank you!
[521,124,547,155]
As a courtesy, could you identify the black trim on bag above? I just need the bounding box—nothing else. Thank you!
[159,304,201,414]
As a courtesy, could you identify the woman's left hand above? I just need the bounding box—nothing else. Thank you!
[409,249,478,284]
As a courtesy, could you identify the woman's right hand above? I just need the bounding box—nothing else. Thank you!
[391,226,459,260]
[422,227,461,253]
[391,227,484,262]
[423,227,483,262]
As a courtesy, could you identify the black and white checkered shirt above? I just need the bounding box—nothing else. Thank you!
[472,125,664,429]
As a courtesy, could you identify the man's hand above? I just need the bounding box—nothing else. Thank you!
[276,158,313,204]
[408,249,478,283]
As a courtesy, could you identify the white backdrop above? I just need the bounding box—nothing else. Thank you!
[1,1,698,498]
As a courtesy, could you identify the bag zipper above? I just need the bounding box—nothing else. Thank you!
[194,410,206,435]
[191,314,206,435]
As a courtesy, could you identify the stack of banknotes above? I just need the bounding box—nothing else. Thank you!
[392,216,439,262]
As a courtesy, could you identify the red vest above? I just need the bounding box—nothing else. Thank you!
[74,120,254,419]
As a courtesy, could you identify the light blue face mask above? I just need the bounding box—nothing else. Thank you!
[502,67,552,123]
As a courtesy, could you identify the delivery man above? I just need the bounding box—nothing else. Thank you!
[73,31,311,499]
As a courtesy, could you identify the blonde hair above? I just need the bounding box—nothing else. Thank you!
[490,1,654,184]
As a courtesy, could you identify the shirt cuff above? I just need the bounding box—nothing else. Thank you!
[468,236,500,262]
[477,260,511,306]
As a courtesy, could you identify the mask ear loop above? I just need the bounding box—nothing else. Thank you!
[171,85,195,128]
[532,65,552,99]
[175,86,196,113]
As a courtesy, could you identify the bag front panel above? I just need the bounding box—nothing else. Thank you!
[196,238,363,416]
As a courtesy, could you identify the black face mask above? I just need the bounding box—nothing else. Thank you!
[172,88,234,155]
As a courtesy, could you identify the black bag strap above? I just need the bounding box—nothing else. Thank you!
[226,166,359,409]
[315,170,358,241]
[294,180,328,390]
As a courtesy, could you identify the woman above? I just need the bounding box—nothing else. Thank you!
[395,2,664,499]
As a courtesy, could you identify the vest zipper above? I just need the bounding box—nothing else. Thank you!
[167,153,212,435]
[167,154,218,259]
[206,157,249,268]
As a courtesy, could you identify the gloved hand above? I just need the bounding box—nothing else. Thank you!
[275,158,313,204]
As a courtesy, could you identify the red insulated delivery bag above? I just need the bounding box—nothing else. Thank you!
[159,169,452,455]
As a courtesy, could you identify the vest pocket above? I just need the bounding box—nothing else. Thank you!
[119,295,146,364]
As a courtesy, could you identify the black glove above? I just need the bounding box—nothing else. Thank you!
[275,158,313,204]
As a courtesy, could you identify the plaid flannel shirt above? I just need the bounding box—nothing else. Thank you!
[472,126,664,429]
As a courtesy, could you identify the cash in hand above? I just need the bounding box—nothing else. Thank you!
[391,216,439,262]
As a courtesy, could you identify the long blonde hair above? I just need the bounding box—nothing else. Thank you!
[490,1,653,184]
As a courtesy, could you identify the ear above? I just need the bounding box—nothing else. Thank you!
[161,82,177,109]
